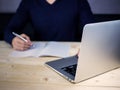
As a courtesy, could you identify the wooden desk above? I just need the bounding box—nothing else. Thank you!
[0,41,120,90]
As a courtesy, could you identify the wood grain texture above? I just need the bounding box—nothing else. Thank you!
[0,41,120,90]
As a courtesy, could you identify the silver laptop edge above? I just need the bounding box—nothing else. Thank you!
[45,20,120,83]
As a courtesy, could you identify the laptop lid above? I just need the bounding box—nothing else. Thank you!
[75,20,120,83]
[45,20,120,83]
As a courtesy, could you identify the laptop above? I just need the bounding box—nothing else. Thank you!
[45,20,120,83]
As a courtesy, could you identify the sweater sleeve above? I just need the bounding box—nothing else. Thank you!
[4,0,29,44]
[78,0,94,28]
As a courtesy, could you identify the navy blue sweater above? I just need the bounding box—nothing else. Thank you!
[4,0,94,44]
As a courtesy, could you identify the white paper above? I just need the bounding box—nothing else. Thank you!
[10,42,70,58]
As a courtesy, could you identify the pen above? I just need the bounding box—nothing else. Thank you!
[12,32,28,42]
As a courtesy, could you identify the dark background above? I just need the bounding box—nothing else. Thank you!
[0,0,120,40]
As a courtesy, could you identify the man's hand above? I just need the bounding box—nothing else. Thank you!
[12,34,32,51]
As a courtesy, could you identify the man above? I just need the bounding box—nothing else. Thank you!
[4,0,94,50]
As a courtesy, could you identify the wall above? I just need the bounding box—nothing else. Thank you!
[88,0,120,14]
[0,0,120,14]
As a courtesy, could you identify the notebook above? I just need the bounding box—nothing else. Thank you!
[45,20,120,83]
[10,41,70,58]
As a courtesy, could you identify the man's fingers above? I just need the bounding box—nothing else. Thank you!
[12,36,31,51]
[21,34,32,44]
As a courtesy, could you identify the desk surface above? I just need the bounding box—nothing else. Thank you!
[0,41,120,90]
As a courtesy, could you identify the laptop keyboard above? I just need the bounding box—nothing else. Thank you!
[61,64,77,76]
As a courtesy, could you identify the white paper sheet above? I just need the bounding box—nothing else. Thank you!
[10,42,70,58]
